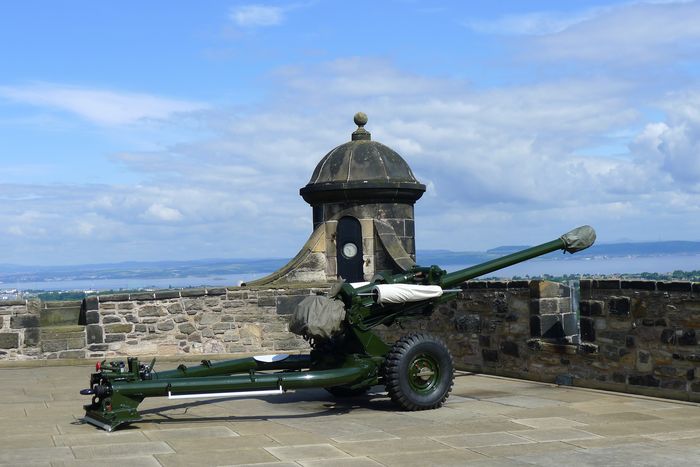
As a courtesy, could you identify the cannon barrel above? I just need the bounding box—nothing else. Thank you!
[438,225,596,288]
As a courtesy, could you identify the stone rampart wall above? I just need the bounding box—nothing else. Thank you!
[377,279,700,402]
[0,286,320,360]
[1,279,698,402]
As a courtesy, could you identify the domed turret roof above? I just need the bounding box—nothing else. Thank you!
[300,113,426,205]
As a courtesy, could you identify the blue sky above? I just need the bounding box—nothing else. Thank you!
[1,1,699,265]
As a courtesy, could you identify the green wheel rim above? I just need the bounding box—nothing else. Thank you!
[407,353,440,394]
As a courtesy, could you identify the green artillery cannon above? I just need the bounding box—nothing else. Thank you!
[81,225,595,431]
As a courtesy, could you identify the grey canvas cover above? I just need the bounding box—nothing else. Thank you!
[290,295,346,340]
[560,225,596,253]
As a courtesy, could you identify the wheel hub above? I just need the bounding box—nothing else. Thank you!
[408,353,439,393]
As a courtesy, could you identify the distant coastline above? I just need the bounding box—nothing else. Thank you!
[1,241,698,293]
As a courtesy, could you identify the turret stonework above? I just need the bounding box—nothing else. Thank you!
[247,113,424,285]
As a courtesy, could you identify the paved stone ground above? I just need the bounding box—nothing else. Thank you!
[1,365,700,466]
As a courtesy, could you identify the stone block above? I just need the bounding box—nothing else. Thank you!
[500,341,519,357]
[85,310,100,325]
[482,348,499,362]
[178,323,196,334]
[621,280,656,290]
[105,334,126,343]
[102,316,122,324]
[240,324,262,340]
[660,329,675,344]
[580,279,592,295]
[580,300,604,317]
[608,297,631,316]
[454,314,480,333]
[0,333,19,348]
[24,328,40,346]
[258,296,276,307]
[628,374,660,387]
[196,313,217,326]
[655,365,677,377]
[84,296,99,310]
[105,323,133,333]
[10,315,40,329]
[595,279,621,290]
[67,336,86,349]
[88,344,108,351]
[657,281,692,292]
[177,288,204,297]
[157,320,175,331]
[537,314,563,338]
[42,340,67,352]
[100,293,129,302]
[85,324,104,344]
[58,350,85,359]
[679,329,697,346]
[153,290,180,299]
[138,305,165,317]
[612,373,626,383]
[637,350,652,372]
[660,379,687,391]
[188,332,202,343]
[530,281,565,298]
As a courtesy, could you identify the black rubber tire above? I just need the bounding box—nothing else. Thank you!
[384,333,454,411]
[325,385,371,398]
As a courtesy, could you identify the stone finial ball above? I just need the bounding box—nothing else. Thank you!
[354,112,368,127]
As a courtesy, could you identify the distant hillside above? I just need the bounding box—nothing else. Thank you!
[418,241,700,266]
[1,241,698,285]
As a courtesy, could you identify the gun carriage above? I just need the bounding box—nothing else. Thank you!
[81,226,595,431]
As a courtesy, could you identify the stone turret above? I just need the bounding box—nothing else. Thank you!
[247,113,425,285]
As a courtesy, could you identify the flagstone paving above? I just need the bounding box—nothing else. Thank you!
[1,365,699,466]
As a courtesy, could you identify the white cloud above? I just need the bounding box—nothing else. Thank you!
[230,5,285,27]
[528,2,700,64]
[466,10,597,36]
[144,203,184,222]
[468,1,700,65]
[4,40,700,265]
[0,83,207,126]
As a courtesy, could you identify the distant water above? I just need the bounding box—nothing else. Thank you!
[1,254,698,292]
[448,254,700,279]
[0,272,269,292]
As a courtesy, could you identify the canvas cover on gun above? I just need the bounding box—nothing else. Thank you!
[290,295,346,339]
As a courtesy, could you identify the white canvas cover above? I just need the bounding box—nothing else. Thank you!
[373,284,444,305]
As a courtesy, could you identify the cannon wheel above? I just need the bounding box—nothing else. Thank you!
[384,333,454,411]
